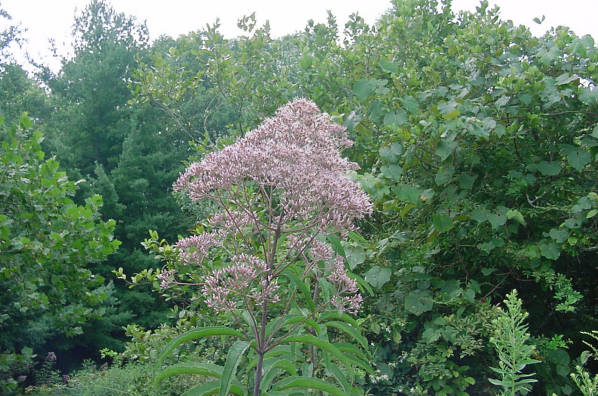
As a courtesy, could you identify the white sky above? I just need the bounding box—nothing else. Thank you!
[2,0,597,72]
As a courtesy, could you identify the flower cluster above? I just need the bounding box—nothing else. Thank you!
[174,99,372,232]
[157,269,175,289]
[172,99,371,315]
[327,256,362,314]
[202,254,275,312]
[174,233,221,265]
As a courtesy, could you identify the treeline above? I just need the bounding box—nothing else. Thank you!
[0,0,597,394]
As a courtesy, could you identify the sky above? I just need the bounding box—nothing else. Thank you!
[2,0,597,72]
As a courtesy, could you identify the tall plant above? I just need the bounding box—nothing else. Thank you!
[150,99,373,395]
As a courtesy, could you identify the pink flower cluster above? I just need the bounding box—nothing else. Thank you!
[174,99,372,231]
[202,254,277,312]
[172,99,371,315]
[157,269,176,289]
[174,233,221,265]
[327,256,362,314]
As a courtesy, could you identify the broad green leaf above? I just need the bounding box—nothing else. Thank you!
[379,142,403,162]
[352,79,377,102]
[435,166,454,186]
[548,228,569,243]
[535,161,562,176]
[458,174,477,190]
[539,240,560,260]
[344,246,366,269]
[432,213,453,233]
[157,327,245,366]
[555,73,578,86]
[401,96,419,114]
[364,266,391,288]
[471,207,489,223]
[379,59,399,74]
[381,164,403,181]
[562,145,591,171]
[219,340,250,396]
[435,140,458,161]
[404,290,434,316]
[273,376,346,396]
[488,213,507,229]
[394,184,422,204]
[506,209,526,226]
[383,109,407,128]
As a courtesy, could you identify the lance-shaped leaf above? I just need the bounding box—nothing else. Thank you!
[273,376,347,396]
[220,340,250,396]
[182,380,245,396]
[154,362,223,385]
[156,327,245,367]
[280,334,373,374]
[324,321,368,349]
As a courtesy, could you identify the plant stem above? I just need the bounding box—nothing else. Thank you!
[254,294,269,396]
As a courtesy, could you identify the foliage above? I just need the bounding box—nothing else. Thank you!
[489,290,539,395]
[570,331,598,396]
[0,114,119,393]
[25,360,198,396]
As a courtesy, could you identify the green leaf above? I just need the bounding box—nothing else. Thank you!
[401,96,419,114]
[488,213,507,229]
[325,361,357,395]
[364,266,391,288]
[280,335,372,373]
[539,240,560,260]
[344,246,366,269]
[404,290,434,316]
[394,184,422,204]
[562,145,591,171]
[379,59,399,74]
[273,376,347,396]
[432,213,453,233]
[381,164,403,181]
[535,161,561,176]
[219,341,250,396]
[155,362,223,385]
[555,73,578,86]
[435,166,454,186]
[326,234,346,258]
[283,268,315,312]
[506,209,526,226]
[352,79,377,102]
[325,321,368,349]
[548,228,569,243]
[379,142,403,162]
[458,174,477,190]
[156,327,245,367]
[435,140,458,161]
[182,381,245,396]
[383,109,407,128]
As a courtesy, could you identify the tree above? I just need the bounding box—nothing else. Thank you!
[46,0,148,176]
[0,115,120,393]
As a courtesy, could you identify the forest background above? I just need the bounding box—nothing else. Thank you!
[1,0,597,394]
